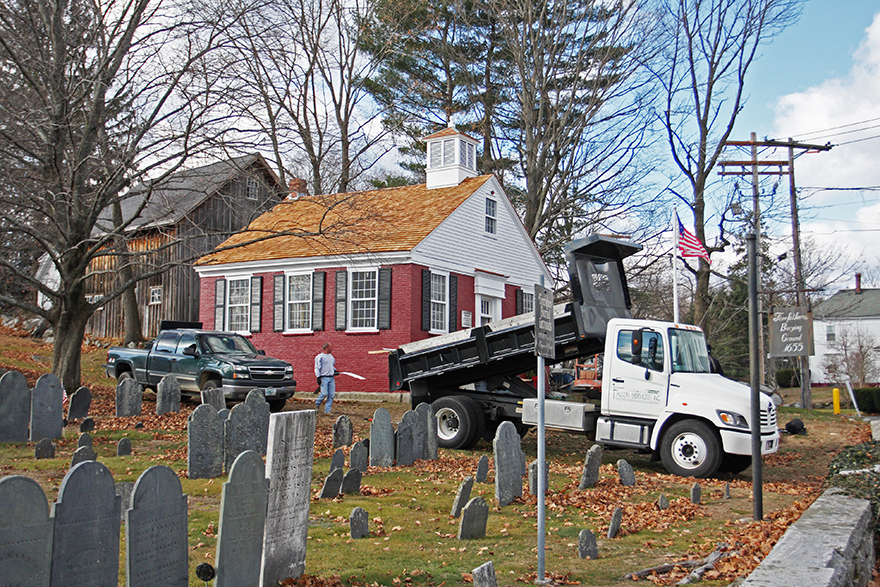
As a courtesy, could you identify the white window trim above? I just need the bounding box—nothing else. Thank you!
[246,176,260,200]
[429,270,449,335]
[347,267,379,332]
[477,294,501,326]
[285,272,313,333]
[226,276,251,334]
[522,291,535,314]
[485,197,497,235]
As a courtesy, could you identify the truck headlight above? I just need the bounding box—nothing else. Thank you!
[285,366,293,376]
[717,410,748,428]
[233,365,250,379]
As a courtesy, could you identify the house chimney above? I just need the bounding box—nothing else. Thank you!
[856,272,862,294]
[287,178,308,199]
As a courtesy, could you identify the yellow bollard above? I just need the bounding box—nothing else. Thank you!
[833,388,840,414]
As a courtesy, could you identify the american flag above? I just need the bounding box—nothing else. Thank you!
[677,214,711,263]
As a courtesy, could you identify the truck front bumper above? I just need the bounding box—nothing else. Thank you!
[720,428,779,456]
[220,380,296,401]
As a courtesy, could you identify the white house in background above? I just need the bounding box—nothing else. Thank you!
[810,273,880,386]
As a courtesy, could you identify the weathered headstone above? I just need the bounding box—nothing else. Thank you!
[657,495,669,510]
[30,373,63,441]
[476,455,489,483]
[35,438,55,459]
[451,476,474,518]
[329,448,345,473]
[616,459,636,487]
[70,444,97,468]
[216,451,269,587]
[690,482,701,504]
[156,374,182,415]
[126,465,188,587]
[80,417,95,432]
[0,475,53,586]
[341,468,362,494]
[77,432,92,448]
[0,370,30,442]
[401,409,426,462]
[578,529,598,559]
[225,393,269,473]
[578,444,603,489]
[350,506,369,539]
[188,404,224,479]
[333,414,353,448]
[607,507,623,538]
[117,437,132,456]
[50,460,121,587]
[396,411,418,467]
[723,482,731,500]
[472,561,497,587]
[218,408,230,421]
[67,386,92,421]
[528,460,549,496]
[320,467,344,499]
[415,402,437,460]
[458,496,489,540]
[369,407,394,467]
[246,390,271,454]
[116,481,134,522]
[350,440,368,473]
[493,421,523,506]
[115,377,143,417]
[201,387,226,411]
[261,410,316,586]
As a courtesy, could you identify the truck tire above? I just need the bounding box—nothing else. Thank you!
[433,396,476,450]
[117,371,133,383]
[268,399,287,413]
[460,396,485,449]
[201,379,221,391]
[660,420,722,478]
[719,453,752,474]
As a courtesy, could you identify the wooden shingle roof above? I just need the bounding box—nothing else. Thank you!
[198,175,494,266]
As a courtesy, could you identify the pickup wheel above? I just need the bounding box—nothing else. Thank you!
[268,399,287,413]
[433,396,476,450]
[660,420,722,478]
[201,379,220,391]
[117,371,133,383]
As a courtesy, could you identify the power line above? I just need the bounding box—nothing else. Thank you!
[779,116,880,141]
[835,133,880,146]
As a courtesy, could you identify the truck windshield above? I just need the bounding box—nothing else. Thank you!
[199,334,258,356]
[668,328,710,373]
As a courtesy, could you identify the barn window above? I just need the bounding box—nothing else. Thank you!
[149,286,162,305]
[246,176,261,200]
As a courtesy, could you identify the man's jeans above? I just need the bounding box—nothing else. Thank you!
[316,376,335,413]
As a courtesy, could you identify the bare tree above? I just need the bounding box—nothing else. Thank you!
[821,324,880,388]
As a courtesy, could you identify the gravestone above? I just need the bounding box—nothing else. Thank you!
[607,507,623,538]
[116,481,134,522]
[350,506,369,539]
[451,476,474,518]
[319,468,343,499]
[246,390,271,454]
[67,386,92,421]
[0,475,53,586]
[261,410,316,586]
[117,437,132,456]
[400,409,426,462]
[225,393,269,473]
[396,411,418,467]
[30,373,63,441]
[723,482,731,500]
[528,460,549,496]
[369,407,394,467]
[329,448,345,473]
[80,417,95,432]
[156,374,182,415]
[616,459,636,487]
[188,404,224,479]
[216,451,269,587]
[218,408,230,421]
[126,465,188,587]
[50,460,121,587]
[458,496,489,540]
[350,440,369,473]
[333,414,353,448]
[657,495,669,510]
[34,438,55,459]
[578,444,603,489]
[201,387,226,411]
[415,402,437,460]
[0,370,30,442]
[472,561,497,587]
[476,455,489,483]
[341,468,362,494]
[690,482,701,504]
[70,445,97,468]
[578,529,598,559]
[115,377,143,417]
[77,432,92,448]
[493,421,523,506]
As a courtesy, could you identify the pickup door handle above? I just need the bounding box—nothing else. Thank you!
[612,378,624,383]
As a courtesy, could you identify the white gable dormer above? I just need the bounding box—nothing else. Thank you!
[424,125,479,189]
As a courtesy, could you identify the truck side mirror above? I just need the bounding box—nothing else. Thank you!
[257,349,266,355]
[182,344,197,357]
[631,330,643,359]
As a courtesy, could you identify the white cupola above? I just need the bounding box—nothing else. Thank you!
[424,123,479,189]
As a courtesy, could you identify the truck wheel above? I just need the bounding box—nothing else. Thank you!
[460,397,485,449]
[201,379,220,391]
[433,396,475,450]
[719,453,752,474]
[660,420,722,478]
[268,399,287,413]
[117,371,133,383]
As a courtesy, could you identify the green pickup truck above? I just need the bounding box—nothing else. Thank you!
[104,327,296,412]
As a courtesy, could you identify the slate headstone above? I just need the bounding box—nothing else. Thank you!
[472,561,497,587]
[350,506,369,539]
[218,408,230,421]
[723,482,731,500]
[50,460,121,587]
[125,465,188,587]
[458,496,489,540]
[578,444,603,489]
[77,432,92,448]
[333,414,353,448]
[401,409,426,462]
[350,440,369,473]
[578,529,598,559]
[320,467,344,499]
[261,410,316,586]
[690,482,701,504]
[616,459,636,487]
[330,448,345,473]
[0,370,30,442]
[156,374,182,415]
[451,476,474,518]
[528,460,549,496]
[116,481,134,522]
[225,393,269,473]
[35,437,55,459]
[0,475,52,586]
[201,387,226,411]
[188,404,224,479]
[117,437,132,456]
[415,402,438,460]
[369,407,394,467]
[246,390,271,454]
[657,495,669,510]
[396,411,418,467]
[30,373,63,441]
[216,451,269,587]
[476,455,489,483]
[341,468,362,495]
[70,444,97,468]
[67,386,92,421]
[607,507,623,538]
[115,377,143,417]
[80,417,95,432]
[493,421,523,506]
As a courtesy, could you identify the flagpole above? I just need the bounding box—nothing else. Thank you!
[672,209,680,323]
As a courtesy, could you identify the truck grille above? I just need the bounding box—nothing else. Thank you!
[249,367,287,382]
[761,404,777,428]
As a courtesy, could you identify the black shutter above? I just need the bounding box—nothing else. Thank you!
[378,268,392,330]
[312,271,325,331]
[421,269,431,331]
[250,276,262,332]
[335,270,347,330]
[448,274,457,332]
[515,288,524,315]
[214,278,226,330]
[273,274,285,332]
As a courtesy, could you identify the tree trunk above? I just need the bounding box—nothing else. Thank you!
[112,200,143,345]
[52,303,90,394]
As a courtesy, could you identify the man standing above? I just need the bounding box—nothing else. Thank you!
[314,342,337,414]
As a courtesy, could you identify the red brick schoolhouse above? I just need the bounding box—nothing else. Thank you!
[194,127,551,395]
